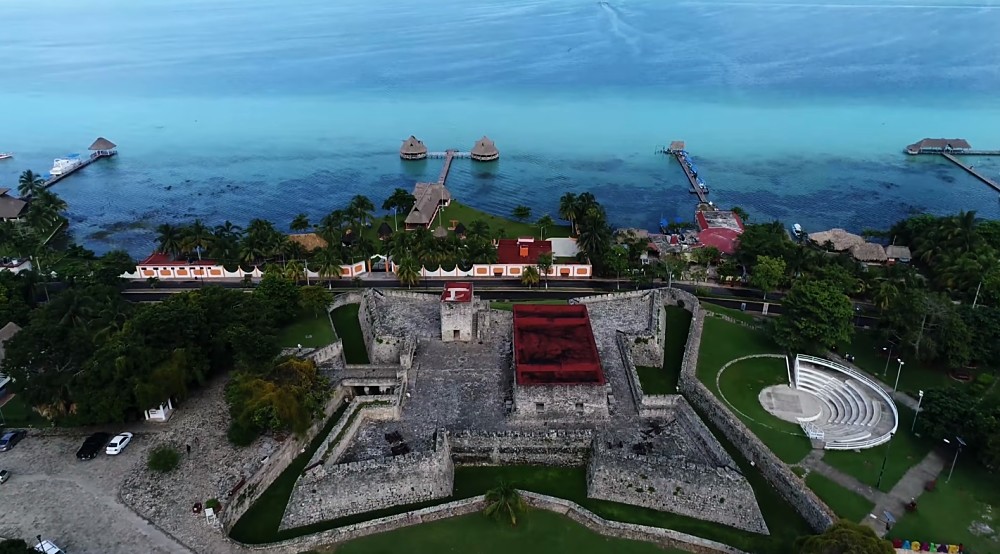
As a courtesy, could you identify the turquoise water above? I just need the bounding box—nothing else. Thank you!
[2,0,1000,254]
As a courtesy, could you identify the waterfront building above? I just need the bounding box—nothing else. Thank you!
[470,136,499,161]
[399,136,428,160]
[0,188,27,222]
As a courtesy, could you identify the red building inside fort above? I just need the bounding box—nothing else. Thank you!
[512,304,604,385]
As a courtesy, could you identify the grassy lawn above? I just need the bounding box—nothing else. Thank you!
[889,458,1000,553]
[336,510,686,554]
[0,394,48,427]
[804,472,875,522]
[636,306,693,395]
[696,317,778,386]
[438,200,572,240]
[490,299,568,312]
[843,330,957,396]
[330,304,369,364]
[275,310,336,348]
[229,401,350,544]
[701,301,765,325]
[821,406,933,492]
[717,357,812,464]
[636,366,674,395]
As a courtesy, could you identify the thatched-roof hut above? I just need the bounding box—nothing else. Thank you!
[885,245,912,263]
[377,221,393,240]
[850,242,888,263]
[470,136,499,162]
[88,137,117,155]
[808,228,865,252]
[400,136,428,160]
[287,233,328,251]
[433,225,448,239]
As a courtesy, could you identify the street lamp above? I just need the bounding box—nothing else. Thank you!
[875,432,895,490]
[893,359,905,393]
[911,390,924,433]
[943,437,966,483]
[882,345,894,376]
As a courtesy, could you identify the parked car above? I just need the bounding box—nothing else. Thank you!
[76,432,111,460]
[105,432,134,455]
[0,469,10,484]
[33,539,65,554]
[0,430,26,451]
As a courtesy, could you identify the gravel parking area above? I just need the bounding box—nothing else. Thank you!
[0,432,189,553]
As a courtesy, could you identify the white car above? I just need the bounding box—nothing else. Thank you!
[105,432,133,455]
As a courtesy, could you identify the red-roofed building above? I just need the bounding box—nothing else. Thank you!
[496,237,553,265]
[513,304,604,386]
[695,210,745,255]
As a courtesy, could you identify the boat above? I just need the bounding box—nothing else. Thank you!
[0,153,12,160]
[793,223,803,237]
[50,154,83,176]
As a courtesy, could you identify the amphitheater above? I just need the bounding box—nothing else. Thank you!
[759,354,898,450]
[222,286,850,554]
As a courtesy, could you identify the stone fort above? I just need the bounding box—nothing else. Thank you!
[277,284,769,535]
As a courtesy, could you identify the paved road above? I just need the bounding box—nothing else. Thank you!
[0,433,192,553]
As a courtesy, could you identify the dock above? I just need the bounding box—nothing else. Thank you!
[426,151,471,159]
[660,140,709,203]
[43,137,118,189]
[941,152,1000,192]
[905,138,1000,192]
[435,150,456,185]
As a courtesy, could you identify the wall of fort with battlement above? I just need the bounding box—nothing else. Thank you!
[512,380,610,421]
[280,429,454,530]
[450,429,594,465]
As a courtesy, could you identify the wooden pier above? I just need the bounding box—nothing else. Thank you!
[941,152,1000,192]
[905,138,1000,192]
[435,150,456,185]
[44,151,116,189]
[660,140,709,203]
[427,151,471,159]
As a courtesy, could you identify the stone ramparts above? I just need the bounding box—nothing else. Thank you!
[222,387,348,529]
[306,396,398,469]
[675,300,836,532]
[280,429,454,529]
[450,429,593,465]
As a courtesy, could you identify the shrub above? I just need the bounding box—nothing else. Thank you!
[205,498,221,511]
[227,421,259,447]
[147,445,181,473]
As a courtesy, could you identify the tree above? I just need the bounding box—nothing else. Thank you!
[559,192,578,234]
[483,481,526,527]
[17,169,46,198]
[290,213,310,232]
[734,221,793,269]
[536,214,554,240]
[773,278,854,354]
[313,247,342,282]
[520,265,540,288]
[536,252,553,289]
[155,223,183,257]
[795,521,893,554]
[467,219,490,240]
[396,257,421,289]
[730,205,749,223]
[347,195,375,232]
[751,255,785,300]
[382,187,416,221]
[181,219,213,260]
[604,245,629,290]
[299,286,333,317]
[512,205,531,223]
[147,445,181,472]
[692,246,721,267]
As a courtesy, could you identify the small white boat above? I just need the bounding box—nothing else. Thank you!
[50,154,83,176]
[0,153,12,160]
[793,223,803,236]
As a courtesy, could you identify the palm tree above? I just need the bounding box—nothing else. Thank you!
[520,265,540,288]
[182,219,212,260]
[313,247,342,282]
[511,205,531,223]
[536,214,554,240]
[382,188,416,230]
[290,213,311,232]
[17,170,46,198]
[396,257,421,289]
[558,192,578,235]
[483,481,526,527]
[284,259,305,283]
[214,220,243,240]
[347,195,375,232]
[467,219,490,240]
[536,252,553,289]
[155,223,183,256]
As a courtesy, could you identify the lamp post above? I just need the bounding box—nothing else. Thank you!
[882,345,893,376]
[893,359,905,393]
[943,437,966,483]
[875,432,895,490]
[911,390,924,433]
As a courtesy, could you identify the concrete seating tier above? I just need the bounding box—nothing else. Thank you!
[793,357,897,451]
